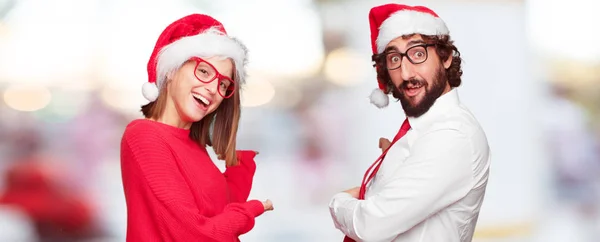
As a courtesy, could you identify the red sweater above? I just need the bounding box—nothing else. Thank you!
[120,119,264,242]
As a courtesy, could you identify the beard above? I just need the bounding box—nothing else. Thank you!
[392,67,448,118]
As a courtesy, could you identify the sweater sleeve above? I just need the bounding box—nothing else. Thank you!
[121,131,265,242]
[223,150,257,202]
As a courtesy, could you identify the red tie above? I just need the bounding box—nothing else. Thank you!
[343,118,411,242]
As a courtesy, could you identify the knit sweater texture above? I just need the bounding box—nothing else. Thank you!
[120,119,264,242]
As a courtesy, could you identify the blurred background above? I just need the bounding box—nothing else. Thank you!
[0,0,599,241]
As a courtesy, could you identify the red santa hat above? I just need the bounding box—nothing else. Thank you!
[368,4,449,108]
[143,14,248,102]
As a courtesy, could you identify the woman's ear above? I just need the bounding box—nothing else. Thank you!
[166,70,175,82]
[163,70,177,91]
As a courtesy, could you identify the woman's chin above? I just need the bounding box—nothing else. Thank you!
[189,114,207,123]
[180,110,206,124]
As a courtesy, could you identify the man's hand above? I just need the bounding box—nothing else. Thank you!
[379,138,391,152]
[343,187,360,199]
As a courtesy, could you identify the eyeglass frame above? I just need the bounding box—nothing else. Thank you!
[374,43,437,70]
[189,57,236,99]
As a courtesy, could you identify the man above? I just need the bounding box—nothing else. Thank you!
[328,3,491,242]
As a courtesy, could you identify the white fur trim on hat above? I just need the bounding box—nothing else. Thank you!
[142,82,159,102]
[370,88,389,108]
[376,10,449,53]
[153,27,248,95]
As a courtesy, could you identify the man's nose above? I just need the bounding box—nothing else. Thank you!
[399,58,416,81]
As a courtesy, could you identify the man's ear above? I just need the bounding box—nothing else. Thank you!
[443,52,453,69]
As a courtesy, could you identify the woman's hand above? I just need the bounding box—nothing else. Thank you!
[262,199,274,211]
[379,138,391,152]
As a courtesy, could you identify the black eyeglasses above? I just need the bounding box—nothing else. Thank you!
[382,44,436,70]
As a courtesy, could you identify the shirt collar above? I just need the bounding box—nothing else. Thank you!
[407,88,460,131]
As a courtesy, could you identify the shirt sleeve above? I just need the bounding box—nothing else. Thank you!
[329,129,475,241]
[121,132,265,242]
[223,150,257,202]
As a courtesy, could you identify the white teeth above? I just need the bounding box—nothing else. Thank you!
[193,94,210,105]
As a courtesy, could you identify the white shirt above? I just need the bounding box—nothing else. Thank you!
[329,89,491,242]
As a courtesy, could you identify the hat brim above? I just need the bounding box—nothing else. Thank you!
[376,10,449,53]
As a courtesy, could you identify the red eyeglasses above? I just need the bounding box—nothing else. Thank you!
[190,57,236,98]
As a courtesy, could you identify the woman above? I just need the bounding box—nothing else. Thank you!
[120,14,273,242]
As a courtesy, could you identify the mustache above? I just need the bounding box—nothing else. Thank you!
[399,79,426,88]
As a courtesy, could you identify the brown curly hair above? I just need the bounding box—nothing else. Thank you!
[371,34,463,94]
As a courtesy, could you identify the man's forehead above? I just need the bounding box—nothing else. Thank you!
[386,34,424,49]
